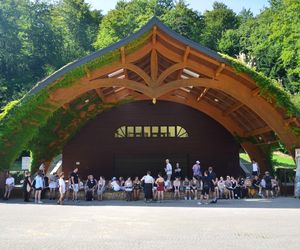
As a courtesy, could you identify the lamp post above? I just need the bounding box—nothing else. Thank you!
[295,149,300,198]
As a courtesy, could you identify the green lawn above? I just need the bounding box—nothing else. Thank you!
[240,151,296,169]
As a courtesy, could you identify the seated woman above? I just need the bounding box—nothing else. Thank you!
[119,177,125,191]
[124,177,133,201]
[97,176,106,201]
[133,177,142,201]
[272,176,280,197]
[4,173,15,200]
[190,176,199,200]
[244,177,253,198]
[224,176,234,199]
[183,177,191,200]
[164,179,173,192]
[86,175,97,201]
[217,177,226,199]
[173,177,181,200]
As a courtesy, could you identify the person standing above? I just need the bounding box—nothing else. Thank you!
[70,168,80,202]
[263,171,273,198]
[164,159,172,180]
[141,171,154,202]
[23,171,32,202]
[156,173,165,203]
[192,161,201,179]
[3,173,15,200]
[49,172,58,200]
[174,163,182,179]
[58,172,66,205]
[208,166,217,203]
[34,170,44,204]
[252,160,260,177]
[199,171,211,204]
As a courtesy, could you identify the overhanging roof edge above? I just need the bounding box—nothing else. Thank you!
[26,17,226,98]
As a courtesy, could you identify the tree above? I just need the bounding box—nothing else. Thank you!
[200,2,239,50]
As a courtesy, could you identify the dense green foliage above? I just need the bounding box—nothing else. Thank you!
[0,0,102,107]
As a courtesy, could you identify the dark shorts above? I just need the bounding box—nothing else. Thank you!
[35,187,42,191]
[202,188,210,195]
[265,185,272,191]
[252,171,258,176]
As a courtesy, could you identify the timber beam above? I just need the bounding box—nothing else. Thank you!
[223,102,244,116]
[244,126,272,137]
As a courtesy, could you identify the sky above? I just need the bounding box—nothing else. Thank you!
[85,0,270,15]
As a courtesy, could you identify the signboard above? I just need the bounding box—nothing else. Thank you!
[21,157,31,170]
[295,149,300,198]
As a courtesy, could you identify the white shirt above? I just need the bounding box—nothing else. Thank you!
[165,163,172,175]
[252,163,259,172]
[34,175,44,189]
[59,178,66,193]
[111,181,120,191]
[6,177,15,186]
[141,175,154,184]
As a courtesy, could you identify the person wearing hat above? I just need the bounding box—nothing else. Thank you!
[192,161,201,179]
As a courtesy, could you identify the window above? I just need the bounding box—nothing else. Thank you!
[114,126,189,138]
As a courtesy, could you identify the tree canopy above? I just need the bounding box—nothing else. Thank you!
[0,0,299,109]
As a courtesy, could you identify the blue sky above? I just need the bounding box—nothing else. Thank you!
[85,0,270,15]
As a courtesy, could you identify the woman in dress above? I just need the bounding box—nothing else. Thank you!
[133,177,141,201]
[49,172,58,200]
[155,173,165,203]
[225,176,234,199]
[217,177,226,199]
[173,177,181,200]
[97,176,106,201]
[34,170,44,204]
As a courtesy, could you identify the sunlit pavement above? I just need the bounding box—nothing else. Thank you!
[1,198,300,250]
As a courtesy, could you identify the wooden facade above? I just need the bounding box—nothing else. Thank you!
[63,101,240,178]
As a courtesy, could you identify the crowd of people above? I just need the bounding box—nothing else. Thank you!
[2,159,280,205]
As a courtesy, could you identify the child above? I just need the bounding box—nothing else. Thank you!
[173,177,181,199]
[58,172,66,205]
[183,177,191,200]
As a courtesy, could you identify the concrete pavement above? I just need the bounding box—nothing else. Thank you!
[0,198,300,250]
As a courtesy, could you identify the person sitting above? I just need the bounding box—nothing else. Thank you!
[4,173,15,200]
[124,177,133,201]
[231,177,239,199]
[190,176,199,200]
[97,176,106,201]
[164,179,173,192]
[217,177,226,199]
[244,177,253,198]
[133,177,142,201]
[238,177,246,198]
[173,177,181,200]
[224,176,233,199]
[183,177,191,200]
[86,175,97,201]
[111,177,121,192]
[252,175,262,198]
[119,177,125,191]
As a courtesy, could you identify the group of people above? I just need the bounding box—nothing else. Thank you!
[2,159,280,205]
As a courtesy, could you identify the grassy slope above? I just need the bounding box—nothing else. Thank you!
[240,152,296,169]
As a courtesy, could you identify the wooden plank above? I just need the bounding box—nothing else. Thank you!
[150,49,158,81]
[214,63,225,78]
[196,88,209,102]
[223,102,243,116]
[244,126,272,137]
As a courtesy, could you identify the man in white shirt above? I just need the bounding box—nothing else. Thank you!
[141,171,154,202]
[165,159,173,180]
[4,173,15,200]
[252,160,260,176]
[111,177,121,192]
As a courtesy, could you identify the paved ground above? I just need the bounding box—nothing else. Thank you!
[1,198,300,250]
